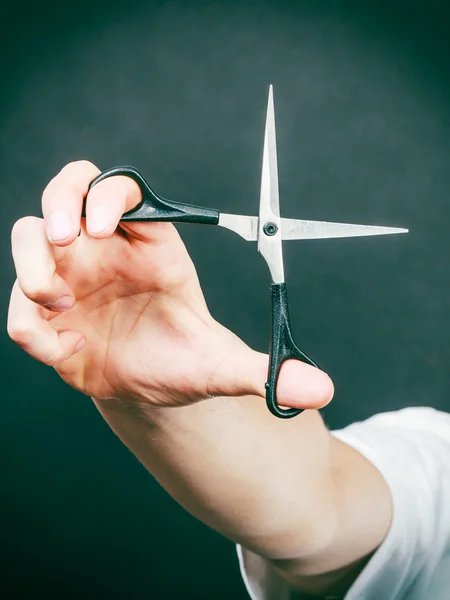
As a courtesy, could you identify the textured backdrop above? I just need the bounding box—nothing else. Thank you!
[1,0,449,597]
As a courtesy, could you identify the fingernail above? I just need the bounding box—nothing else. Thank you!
[74,338,86,354]
[89,207,111,234]
[47,296,75,312]
[47,210,74,241]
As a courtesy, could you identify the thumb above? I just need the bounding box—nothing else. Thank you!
[246,352,334,410]
[212,337,334,410]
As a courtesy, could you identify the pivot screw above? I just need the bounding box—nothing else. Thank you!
[263,222,278,236]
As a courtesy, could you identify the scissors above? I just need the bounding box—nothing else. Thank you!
[87,85,408,419]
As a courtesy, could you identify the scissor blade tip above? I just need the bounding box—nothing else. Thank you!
[370,226,409,235]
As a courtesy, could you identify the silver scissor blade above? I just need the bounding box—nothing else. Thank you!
[280,218,409,240]
[258,85,285,282]
[218,213,259,241]
[218,213,408,242]
[261,84,280,218]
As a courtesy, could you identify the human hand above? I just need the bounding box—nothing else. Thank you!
[8,160,333,409]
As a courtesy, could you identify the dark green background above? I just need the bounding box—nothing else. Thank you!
[1,0,449,597]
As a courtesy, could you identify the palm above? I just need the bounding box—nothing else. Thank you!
[48,222,230,405]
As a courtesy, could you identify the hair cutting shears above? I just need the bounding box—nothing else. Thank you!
[87,86,407,419]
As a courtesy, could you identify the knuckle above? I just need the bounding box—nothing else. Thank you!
[41,350,61,367]
[71,159,97,170]
[7,314,34,345]
[43,161,101,206]
[11,216,41,243]
[7,315,61,367]
[43,177,65,196]
[61,159,99,178]
[44,174,59,190]
[19,280,53,303]
[41,181,74,215]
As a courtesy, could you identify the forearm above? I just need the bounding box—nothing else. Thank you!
[94,389,393,597]
[94,393,337,561]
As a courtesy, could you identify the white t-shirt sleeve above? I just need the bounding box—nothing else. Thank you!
[237,407,450,600]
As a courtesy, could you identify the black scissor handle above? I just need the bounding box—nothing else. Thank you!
[86,166,220,225]
[266,283,319,419]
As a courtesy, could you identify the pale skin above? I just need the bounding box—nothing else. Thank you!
[8,160,393,597]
